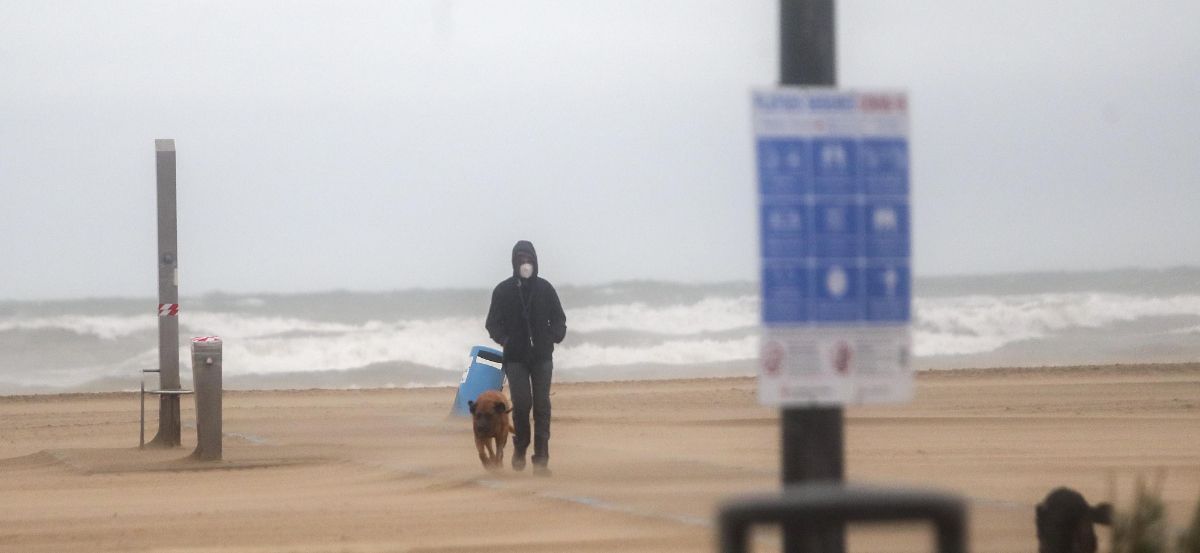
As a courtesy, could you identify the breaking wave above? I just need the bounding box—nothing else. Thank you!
[3,281,1200,392]
[0,314,158,340]
[915,293,1200,356]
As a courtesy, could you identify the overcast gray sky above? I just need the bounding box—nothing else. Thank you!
[2,1,1198,300]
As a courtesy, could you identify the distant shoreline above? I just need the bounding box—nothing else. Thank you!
[3,361,1196,400]
[4,265,1199,304]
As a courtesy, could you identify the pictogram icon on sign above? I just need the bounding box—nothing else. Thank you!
[833,341,852,375]
[872,206,898,232]
[763,341,785,377]
[826,266,848,298]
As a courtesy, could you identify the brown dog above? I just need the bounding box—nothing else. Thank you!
[468,390,513,469]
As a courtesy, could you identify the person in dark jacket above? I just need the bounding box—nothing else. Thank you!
[485,240,566,475]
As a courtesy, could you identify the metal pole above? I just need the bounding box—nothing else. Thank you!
[139,381,145,449]
[781,0,836,87]
[779,2,843,553]
[148,139,182,447]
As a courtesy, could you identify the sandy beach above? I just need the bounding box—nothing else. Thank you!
[2,363,1199,552]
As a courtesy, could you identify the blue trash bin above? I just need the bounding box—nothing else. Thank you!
[450,345,505,416]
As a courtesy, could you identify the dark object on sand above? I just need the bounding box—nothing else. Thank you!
[1037,487,1113,553]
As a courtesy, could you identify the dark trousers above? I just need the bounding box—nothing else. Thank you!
[504,358,552,464]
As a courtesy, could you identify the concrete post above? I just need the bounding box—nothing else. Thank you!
[190,337,223,461]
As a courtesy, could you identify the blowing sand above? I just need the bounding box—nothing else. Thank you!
[1,363,1199,552]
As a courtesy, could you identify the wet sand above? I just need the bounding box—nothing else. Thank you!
[2,363,1199,552]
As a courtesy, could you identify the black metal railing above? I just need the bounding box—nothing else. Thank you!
[718,484,967,553]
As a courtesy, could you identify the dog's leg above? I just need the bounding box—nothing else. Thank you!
[484,439,497,468]
[496,428,509,466]
[476,438,489,468]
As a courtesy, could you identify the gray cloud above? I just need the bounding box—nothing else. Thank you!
[2,1,1197,299]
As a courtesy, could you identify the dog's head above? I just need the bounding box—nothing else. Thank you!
[468,397,510,436]
[1036,487,1112,553]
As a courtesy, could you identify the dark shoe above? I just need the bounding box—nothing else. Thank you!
[511,451,527,471]
[531,452,549,476]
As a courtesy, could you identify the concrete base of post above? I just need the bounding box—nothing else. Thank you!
[144,395,183,448]
[190,337,223,461]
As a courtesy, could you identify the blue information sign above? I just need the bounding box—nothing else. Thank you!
[754,90,911,326]
[753,88,913,406]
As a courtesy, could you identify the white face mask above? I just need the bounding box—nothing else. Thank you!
[519,263,534,279]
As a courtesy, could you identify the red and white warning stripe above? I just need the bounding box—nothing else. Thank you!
[191,336,222,343]
[158,303,180,317]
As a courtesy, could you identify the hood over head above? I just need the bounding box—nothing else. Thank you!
[511,240,538,279]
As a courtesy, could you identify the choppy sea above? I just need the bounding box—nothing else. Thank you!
[2,268,1198,394]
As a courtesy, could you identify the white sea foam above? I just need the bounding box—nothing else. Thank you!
[0,314,158,340]
[185,313,757,375]
[568,296,757,334]
[556,336,759,367]
[183,312,365,340]
[914,293,1200,356]
[5,290,1200,391]
[209,317,482,375]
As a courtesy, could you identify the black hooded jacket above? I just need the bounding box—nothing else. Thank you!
[485,241,567,363]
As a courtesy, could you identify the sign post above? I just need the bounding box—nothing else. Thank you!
[762,3,912,551]
[147,138,182,447]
